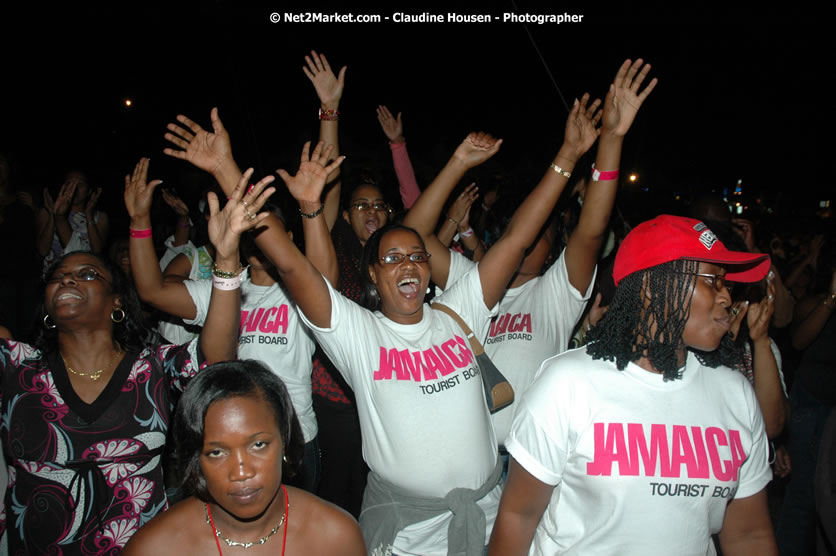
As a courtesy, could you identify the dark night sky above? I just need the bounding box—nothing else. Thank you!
[1,2,829,226]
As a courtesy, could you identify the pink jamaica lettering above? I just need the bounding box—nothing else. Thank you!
[586,423,746,481]
[373,335,474,381]
[240,305,289,334]
[489,312,532,337]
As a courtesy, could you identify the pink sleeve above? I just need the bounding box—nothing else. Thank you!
[390,141,421,209]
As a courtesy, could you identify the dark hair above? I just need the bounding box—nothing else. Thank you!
[359,223,426,311]
[35,251,149,353]
[343,180,385,211]
[586,259,740,380]
[174,360,305,501]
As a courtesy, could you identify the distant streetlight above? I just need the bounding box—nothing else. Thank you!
[125,99,132,107]
[629,174,638,182]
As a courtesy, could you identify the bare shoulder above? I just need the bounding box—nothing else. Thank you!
[285,486,365,555]
[123,497,213,555]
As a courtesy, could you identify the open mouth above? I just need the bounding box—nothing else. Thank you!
[56,292,83,303]
[365,217,379,235]
[397,277,419,297]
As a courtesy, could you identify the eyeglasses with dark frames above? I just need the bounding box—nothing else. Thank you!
[350,201,390,212]
[693,272,734,294]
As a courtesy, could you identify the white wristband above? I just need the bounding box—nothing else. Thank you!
[213,275,242,291]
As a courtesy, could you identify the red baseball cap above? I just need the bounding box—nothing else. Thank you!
[613,215,770,286]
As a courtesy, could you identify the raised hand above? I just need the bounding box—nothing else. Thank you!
[747,276,776,343]
[124,158,163,220]
[601,58,657,137]
[276,141,345,203]
[43,189,55,215]
[377,105,405,143]
[53,180,77,216]
[162,189,190,217]
[448,182,479,227]
[207,168,275,260]
[563,93,603,161]
[85,187,102,216]
[164,108,233,175]
[728,300,749,342]
[303,50,346,109]
[452,132,503,169]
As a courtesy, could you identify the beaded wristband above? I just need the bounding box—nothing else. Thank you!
[211,262,244,278]
[550,163,571,179]
[299,204,324,219]
[460,227,475,238]
[130,228,152,239]
[212,275,241,291]
[319,108,339,121]
[591,164,619,182]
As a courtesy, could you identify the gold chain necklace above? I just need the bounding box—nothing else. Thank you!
[61,349,121,381]
[204,486,288,550]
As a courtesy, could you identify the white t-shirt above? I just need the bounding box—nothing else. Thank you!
[506,348,772,556]
[184,270,317,442]
[300,267,500,556]
[446,249,594,443]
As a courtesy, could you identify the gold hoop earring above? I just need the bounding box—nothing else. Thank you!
[111,307,126,323]
[43,314,57,329]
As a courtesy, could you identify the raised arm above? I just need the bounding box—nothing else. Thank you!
[200,168,275,363]
[477,94,601,309]
[164,111,342,326]
[164,108,243,194]
[403,132,502,287]
[126,158,198,319]
[745,278,787,438]
[565,58,656,293]
[38,181,76,253]
[161,189,192,247]
[304,50,346,230]
[378,105,421,209]
[83,187,108,254]
[278,141,344,286]
[438,183,486,261]
[272,142,345,323]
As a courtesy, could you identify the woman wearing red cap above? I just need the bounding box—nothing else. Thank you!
[488,215,777,555]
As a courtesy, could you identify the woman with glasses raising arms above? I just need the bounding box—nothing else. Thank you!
[161,81,600,552]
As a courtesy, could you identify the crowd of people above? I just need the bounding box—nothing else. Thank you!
[0,50,834,555]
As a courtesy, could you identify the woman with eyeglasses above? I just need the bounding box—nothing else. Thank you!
[0,164,273,554]
[488,215,777,555]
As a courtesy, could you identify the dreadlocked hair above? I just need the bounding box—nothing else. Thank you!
[586,259,742,380]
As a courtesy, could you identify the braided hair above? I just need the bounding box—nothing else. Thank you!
[586,259,740,380]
